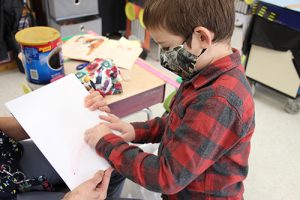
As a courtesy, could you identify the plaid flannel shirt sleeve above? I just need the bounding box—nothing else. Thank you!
[96,96,245,194]
[130,116,168,144]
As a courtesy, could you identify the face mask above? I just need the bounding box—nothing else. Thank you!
[160,44,206,80]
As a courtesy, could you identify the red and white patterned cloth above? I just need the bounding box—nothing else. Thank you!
[75,58,123,96]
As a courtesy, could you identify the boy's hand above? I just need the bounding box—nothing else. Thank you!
[62,168,112,200]
[85,113,136,148]
[84,89,111,113]
[85,123,113,148]
[99,114,135,143]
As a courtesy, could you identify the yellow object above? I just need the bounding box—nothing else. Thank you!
[244,0,254,5]
[15,26,60,46]
[125,2,138,21]
[241,54,247,66]
[84,76,91,83]
[139,9,145,29]
[21,83,32,94]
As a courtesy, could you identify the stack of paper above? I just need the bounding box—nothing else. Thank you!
[63,35,143,69]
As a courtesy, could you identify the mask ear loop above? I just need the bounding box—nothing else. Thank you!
[197,48,207,57]
[183,33,207,58]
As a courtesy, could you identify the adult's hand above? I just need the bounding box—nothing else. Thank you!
[62,168,113,200]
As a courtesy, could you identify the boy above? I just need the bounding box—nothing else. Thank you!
[85,0,255,199]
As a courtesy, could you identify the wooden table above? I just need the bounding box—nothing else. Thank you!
[22,50,166,118]
[64,59,166,118]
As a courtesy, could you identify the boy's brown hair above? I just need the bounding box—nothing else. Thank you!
[144,0,235,43]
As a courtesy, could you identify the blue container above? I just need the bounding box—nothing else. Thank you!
[16,26,65,84]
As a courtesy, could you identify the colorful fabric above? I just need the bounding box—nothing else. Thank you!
[75,58,123,96]
[96,50,255,199]
[0,130,53,199]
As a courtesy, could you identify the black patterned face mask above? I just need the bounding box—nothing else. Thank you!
[160,44,206,80]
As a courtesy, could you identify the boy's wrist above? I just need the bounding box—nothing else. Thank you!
[96,134,126,160]
[130,122,145,143]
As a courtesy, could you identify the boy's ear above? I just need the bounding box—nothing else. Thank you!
[193,26,214,48]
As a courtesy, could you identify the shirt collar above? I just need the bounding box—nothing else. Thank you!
[186,49,241,89]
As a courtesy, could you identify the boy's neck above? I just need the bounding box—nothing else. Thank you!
[196,41,233,70]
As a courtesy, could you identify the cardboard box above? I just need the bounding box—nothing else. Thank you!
[0,60,17,72]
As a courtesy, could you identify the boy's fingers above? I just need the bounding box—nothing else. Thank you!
[99,114,119,123]
[90,102,107,111]
[84,130,95,144]
[84,97,95,107]
[99,106,111,113]
[89,88,95,94]
[85,101,94,109]
[84,91,96,102]
[86,97,106,108]
[107,113,119,120]
[85,91,102,101]
[99,115,113,122]
[84,134,92,145]
[107,123,123,132]
[95,101,107,107]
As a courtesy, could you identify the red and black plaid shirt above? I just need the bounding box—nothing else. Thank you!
[96,49,255,200]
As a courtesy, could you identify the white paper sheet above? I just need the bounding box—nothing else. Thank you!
[5,74,110,190]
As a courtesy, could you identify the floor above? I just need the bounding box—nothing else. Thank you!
[0,27,300,200]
